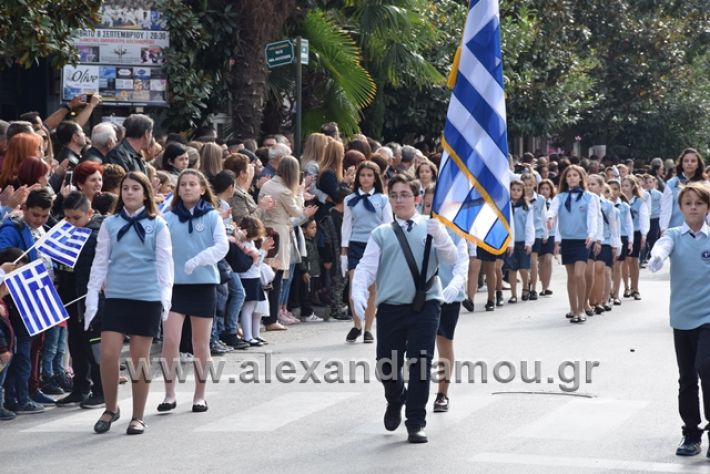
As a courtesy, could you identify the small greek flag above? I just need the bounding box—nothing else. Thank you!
[158,192,173,214]
[5,259,68,336]
[36,220,92,268]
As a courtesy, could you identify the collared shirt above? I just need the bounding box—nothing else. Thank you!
[341,188,393,247]
[651,222,710,264]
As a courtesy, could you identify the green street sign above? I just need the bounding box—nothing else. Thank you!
[265,40,294,69]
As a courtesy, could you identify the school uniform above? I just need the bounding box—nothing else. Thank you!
[87,207,174,338]
[614,199,634,262]
[540,198,557,255]
[438,231,469,340]
[165,201,229,318]
[648,188,662,251]
[505,200,535,270]
[595,199,621,267]
[352,214,457,433]
[649,223,710,442]
[530,193,550,254]
[660,176,710,232]
[629,195,650,258]
[342,189,392,270]
[548,188,600,265]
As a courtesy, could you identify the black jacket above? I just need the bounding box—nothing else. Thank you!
[104,139,145,173]
[81,146,105,164]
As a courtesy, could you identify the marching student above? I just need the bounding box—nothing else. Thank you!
[352,174,457,443]
[547,165,600,323]
[421,186,468,412]
[86,171,174,435]
[506,180,534,303]
[536,179,557,296]
[622,175,649,300]
[660,148,706,233]
[647,183,710,458]
[341,161,392,343]
[522,174,547,301]
[643,174,663,261]
[609,179,633,306]
[56,192,105,409]
[587,176,620,313]
[159,169,228,414]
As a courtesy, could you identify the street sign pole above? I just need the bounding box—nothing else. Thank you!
[294,36,303,157]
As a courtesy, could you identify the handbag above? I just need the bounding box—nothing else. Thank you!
[259,263,275,286]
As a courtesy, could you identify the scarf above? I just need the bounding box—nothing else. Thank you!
[347,190,376,213]
[172,199,214,233]
[564,187,584,212]
[117,208,148,243]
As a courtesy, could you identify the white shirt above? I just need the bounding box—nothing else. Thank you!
[649,222,710,271]
[341,189,393,248]
[237,239,266,279]
[631,196,650,237]
[351,214,458,299]
[88,206,174,306]
[547,192,601,241]
[443,237,469,294]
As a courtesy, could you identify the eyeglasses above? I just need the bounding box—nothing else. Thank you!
[389,192,415,201]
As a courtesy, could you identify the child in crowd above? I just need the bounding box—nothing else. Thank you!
[506,180,534,303]
[92,192,117,215]
[648,183,710,458]
[622,175,649,300]
[522,173,548,301]
[297,218,323,321]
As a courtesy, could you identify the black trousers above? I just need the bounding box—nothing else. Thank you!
[376,300,440,430]
[673,325,710,437]
[66,302,102,396]
[265,269,284,325]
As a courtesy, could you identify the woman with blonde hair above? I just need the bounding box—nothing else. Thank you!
[316,140,345,221]
[199,143,223,180]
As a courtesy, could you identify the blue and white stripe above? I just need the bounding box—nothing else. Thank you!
[432,0,511,254]
[5,259,68,336]
[36,220,92,268]
[159,192,173,214]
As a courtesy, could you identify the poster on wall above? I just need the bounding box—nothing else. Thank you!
[61,0,169,106]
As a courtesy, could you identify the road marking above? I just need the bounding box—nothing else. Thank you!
[470,453,710,473]
[195,391,359,432]
[351,393,495,434]
[511,398,648,440]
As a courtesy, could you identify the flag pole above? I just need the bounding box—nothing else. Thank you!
[12,219,67,264]
[63,293,87,308]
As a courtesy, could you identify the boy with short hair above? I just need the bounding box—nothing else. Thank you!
[298,218,323,322]
[352,175,457,443]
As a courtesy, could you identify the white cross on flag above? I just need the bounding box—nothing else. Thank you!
[36,219,92,268]
[5,259,68,336]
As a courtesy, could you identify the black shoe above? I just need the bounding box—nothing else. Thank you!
[508,296,518,304]
[462,298,474,312]
[613,298,622,306]
[80,393,105,409]
[346,327,362,343]
[543,289,553,296]
[94,407,120,434]
[384,402,403,431]
[57,391,89,406]
[330,311,351,321]
[363,331,374,344]
[676,434,701,456]
[407,427,428,443]
[496,290,504,307]
[221,333,250,350]
[594,305,605,315]
[485,300,495,311]
[210,342,227,355]
[623,289,631,298]
[41,379,64,395]
[56,373,73,392]
[603,304,612,312]
[521,290,529,301]
[528,290,538,301]
[192,401,208,413]
[126,418,145,435]
[256,337,269,345]
[433,393,449,413]
[157,400,177,412]
[632,291,642,300]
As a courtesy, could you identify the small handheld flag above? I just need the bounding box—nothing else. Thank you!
[432,0,512,255]
[158,192,173,214]
[5,260,69,336]
[36,219,92,268]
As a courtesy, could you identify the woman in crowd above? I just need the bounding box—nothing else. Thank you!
[200,143,223,181]
[0,133,43,187]
[73,161,104,204]
[161,143,189,176]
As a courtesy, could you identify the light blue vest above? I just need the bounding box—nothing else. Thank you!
[370,217,443,306]
[616,202,631,237]
[438,230,465,302]
[345,191,390,244]
[600,199,614,245]
[650,189,662,218]
[512,202,530,243]
[629,196,643,231]
[668,176,685,228]
[531,194,546,238]
[104,214,165,301]
[557,191,593,240]
[164,209,221,284]
[667,228,710,329]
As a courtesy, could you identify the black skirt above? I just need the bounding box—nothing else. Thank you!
[240,278,266,302]
[102,299,162,338]
[171,284,217,318]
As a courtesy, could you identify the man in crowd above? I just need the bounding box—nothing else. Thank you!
[104,114,153,173]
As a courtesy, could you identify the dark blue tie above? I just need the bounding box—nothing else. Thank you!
[347,192,376,213]
[564,187,583,212]
[406,220,414,232]
[117,208,147,243]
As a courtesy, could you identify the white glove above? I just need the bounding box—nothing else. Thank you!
[161,300,171,321]
[184,258,198,275]
[647,255,664,273]
[426,218,448,243]
[352,293,367,321]
[442,285,459,304]
[340,255,348,278]
[84,291,99,331]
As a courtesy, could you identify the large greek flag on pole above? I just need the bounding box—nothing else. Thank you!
[5,259,68,336]
[36,219,92,268]
[431,0,511,255]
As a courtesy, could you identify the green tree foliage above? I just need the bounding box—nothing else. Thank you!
[0,0,101,69]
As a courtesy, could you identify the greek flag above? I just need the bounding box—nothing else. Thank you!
[5,260,68,336]
[431,0,511,255]
[158,192,173,214]
[36,220,92,268]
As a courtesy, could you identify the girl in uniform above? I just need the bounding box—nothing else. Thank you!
[87,172,174,435]
[159,169,228,414]
[587,176,620,313]
[341,161,392,343]
[622,175,649,300]
[522,174,548,301]
[644,174,663,257]
[660,148,706,233]
[506,180,534,303]
[536,179,556,296]
[609,179,633,306]
[547,165,600,323]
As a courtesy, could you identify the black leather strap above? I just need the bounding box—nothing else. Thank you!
[391,222,421,289]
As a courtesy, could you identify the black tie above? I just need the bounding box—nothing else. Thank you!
[406,220,414,232]
[347,192,376,213]
[689,232,696,239]
[564,188,583,212]
[117,208,147,243]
